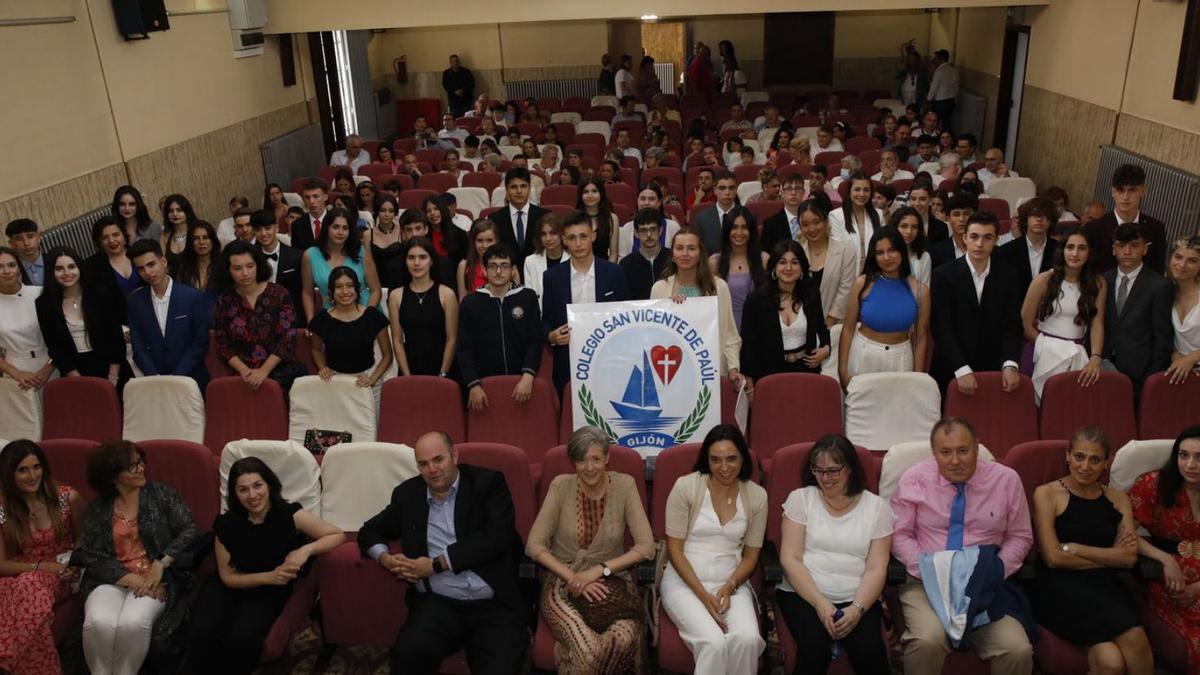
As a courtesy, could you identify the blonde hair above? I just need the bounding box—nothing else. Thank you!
[1168,236,1200,285]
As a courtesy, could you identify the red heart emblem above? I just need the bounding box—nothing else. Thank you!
[649,345,684,385]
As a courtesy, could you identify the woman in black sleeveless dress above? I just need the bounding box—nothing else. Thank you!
[1030,427,1152,674]
[387,237,460,377]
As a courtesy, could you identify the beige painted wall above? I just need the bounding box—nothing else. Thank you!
[694,15,765,60]
[499,21,608,68]
[367,25,501,75]
[928,9,956,53]
[1023,0,1135,111]
[953,7,1005,77]
[835,10,930,58]
[1121,0,1200,135]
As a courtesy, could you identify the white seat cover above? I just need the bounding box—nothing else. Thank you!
[122,375,204,443]
[320,442,419,531]
[987,177,1037,215]
[549,112,581,126]
[741,91,770,105]
[844,372,941,451]
[490,185,508,208]
[447,186,489,219]
[879,440,995,501]
[220,439,322,515]
[283,192,304,208]
[0,379,42,441]
[590,95,619,109]
[1109,439,1175,492]
[288,375,376,445]
[736,181,761,204]
[499,145,523,160]
[577,121,612,143]
[872,99,905,113]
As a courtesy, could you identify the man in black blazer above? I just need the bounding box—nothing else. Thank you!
[760,173,805,255]
[1102,223,1174,398]
[290,178,329,252]
[251,209,306,328]
[490,168,547,270]
[542,211,631,391]
[931,212,1024,394]
[928,192,978,270]
[358,431,528,675]
[996,196,1059,299]
[1085,163,1168,274]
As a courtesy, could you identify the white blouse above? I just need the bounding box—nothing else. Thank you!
[1175,290,1200,356]
[780,486,893,603]
[0,285,49,372]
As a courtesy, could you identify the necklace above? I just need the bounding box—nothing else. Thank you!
[411,286,432,305]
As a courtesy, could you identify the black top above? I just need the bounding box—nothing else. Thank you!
[619,248,671,300]
[214,501,304,575]
[396,284,448,376]
[308,306,389,373]
[545,254,563,270]
[738,286,829,379]
[371,239,406,281]
[35,284,129,377]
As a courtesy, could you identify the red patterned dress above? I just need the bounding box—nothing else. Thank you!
[0,485,75,675]
[1129,471,1200,672]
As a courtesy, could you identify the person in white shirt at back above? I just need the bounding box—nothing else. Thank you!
[977,147,1020,192]
[872,149,915,185]
[330,134,372,172]
[810,126,844,162]
[613,128,643,168]
[614,54,636,99]
[533,145,561,173]
[437,113,469,145]
[931,153,962,190]
[215,197,250,246]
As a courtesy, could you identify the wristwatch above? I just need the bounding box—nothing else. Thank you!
[1061,543,1071,554]
[432,556,445,574]
[602,564,613,578]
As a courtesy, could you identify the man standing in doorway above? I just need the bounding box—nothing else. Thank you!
[927,50,959,132]
[442,54,475,118]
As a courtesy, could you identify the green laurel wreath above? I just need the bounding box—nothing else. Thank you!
[578,384,618,441]
[672,385,711,443]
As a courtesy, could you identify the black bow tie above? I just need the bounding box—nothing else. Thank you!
[265,253,278,261]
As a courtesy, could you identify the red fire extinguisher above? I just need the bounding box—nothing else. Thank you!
[394,55,408,84]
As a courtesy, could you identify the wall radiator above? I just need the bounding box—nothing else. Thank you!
[42,205,110,258]
[1093,145,1200,242]
[261,123,325,188]
[504,78,597,102]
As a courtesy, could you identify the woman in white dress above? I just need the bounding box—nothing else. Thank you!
[828,172,884,262]
[889,206,931,288]
[1166,236,1200,384]
[0,247,55,390]
[661,424,766,675]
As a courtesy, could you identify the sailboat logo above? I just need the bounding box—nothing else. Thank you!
[609,351,682,433]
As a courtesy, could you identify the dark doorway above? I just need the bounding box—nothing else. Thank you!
[764,12,834,86]
[307,31,346,158]
[995,25,1030,166]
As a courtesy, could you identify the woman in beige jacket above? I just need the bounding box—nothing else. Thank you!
[798,199,861,327]
[526,426,655,674]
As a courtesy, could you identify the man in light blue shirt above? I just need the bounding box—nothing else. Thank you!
[6,219,44,285]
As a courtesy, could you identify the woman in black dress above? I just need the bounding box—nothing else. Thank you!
[369,194,404,281]
[387,237,459,377]
[739,239,830,380]
[308,267,393,389]
[182,457,343,675]
[1031,426,1152,674]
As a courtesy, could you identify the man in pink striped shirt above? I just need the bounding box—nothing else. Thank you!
[890,417,1034,674]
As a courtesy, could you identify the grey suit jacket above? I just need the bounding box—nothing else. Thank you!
[690,205,726,254]
[1102,266,1173,392]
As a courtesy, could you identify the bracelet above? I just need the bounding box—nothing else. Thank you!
[851,600,867,613]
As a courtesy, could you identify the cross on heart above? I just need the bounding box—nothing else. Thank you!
[650,345,683,385]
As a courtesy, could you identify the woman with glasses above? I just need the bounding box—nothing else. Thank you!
[777,434,892,674]
[77,441,196,675]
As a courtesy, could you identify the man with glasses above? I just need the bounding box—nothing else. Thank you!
[761,174,807,254]
[620,208,671,299]
[457,243,542,411]
[330,134,371,173]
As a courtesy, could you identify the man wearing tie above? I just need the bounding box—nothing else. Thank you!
[542,211,631,391]
[1101,223,1173,398]
[359,431,528,675]
[489,168,547,270]
[760,173,806,254]
[251,209,306,328]
[689,170,740,253]
[290,178,329,252]
[126,239,210,390]
[890,418,1034,675]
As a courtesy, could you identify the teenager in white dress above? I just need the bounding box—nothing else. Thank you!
[1166,236,1200,384]
[0,247,55,389]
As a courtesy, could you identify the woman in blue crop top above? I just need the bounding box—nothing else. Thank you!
[837,227,930,390]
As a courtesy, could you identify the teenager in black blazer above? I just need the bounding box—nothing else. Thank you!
[930,213,1024,393]
[996,196,1060,298]
[1102,223,1174,397]
[357,432,528,675]
[490,168,547,269]
[251,210,307,328]
[739,240,830,378]
[35,247,132,389]
[290,178,331,252]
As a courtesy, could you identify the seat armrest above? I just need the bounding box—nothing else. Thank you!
[635,560,657,585]
[519,555,537,579]
[761,541,783,585]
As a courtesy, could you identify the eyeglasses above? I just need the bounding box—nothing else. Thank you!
[635,226,661,235]
[125,459,147,475]
[782,186,803,193]
[810,466,846,478]
[486,262,513,272]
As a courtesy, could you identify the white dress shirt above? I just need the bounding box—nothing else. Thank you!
[977,167,1020,192]
[508,204,530,243]
[329,149,371,172]
[809,140,844,161]
[152,279,174,336]
[871,169,915,184]
[570,259,597,304]
[261,243,281,282]
[1026,236,1047,278]
[1115,263,1143,312]
[954,258,1018,378]
[927,62,960,102]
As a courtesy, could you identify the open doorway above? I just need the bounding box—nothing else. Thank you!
[995,25,1030,167]
[641,20,685,93]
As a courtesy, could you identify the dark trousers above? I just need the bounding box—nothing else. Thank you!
[182,577,292,675]
[391,593,528,675]
[776,590,890,675]
[931,98,957,133]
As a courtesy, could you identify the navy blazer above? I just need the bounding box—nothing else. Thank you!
[541,258,630,390]
[126,280,210,389]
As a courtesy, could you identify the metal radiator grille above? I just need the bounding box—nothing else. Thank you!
[504,78,597,102]
[261,123,325,189]
[42,205,110,258]
[1093,145,1200,242]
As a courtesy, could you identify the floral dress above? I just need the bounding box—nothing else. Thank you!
[1129,471,1200,671]
[0,485,75,675]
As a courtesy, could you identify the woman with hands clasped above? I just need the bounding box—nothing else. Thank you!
[526,427,655,673]
[776,434,892,674]
[183,457,343,674]
[660,424,766,674]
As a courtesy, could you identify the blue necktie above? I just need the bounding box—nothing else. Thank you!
[515,210,525,245]
[947,483,966,550]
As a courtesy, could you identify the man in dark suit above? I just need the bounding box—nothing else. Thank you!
[928,192,978,269]
[996,195,1060,298]
[760,173,805,255]
[1085,163,1168,274]
[689,170,739,254]
[542,211,631,391]
[126,239,210,390]
[251,209,306,328]
[290,177,329,252]
[359,431,528,675]
[931,212,1024,394]
[490,168,547,271]
[1102,223,1174,398]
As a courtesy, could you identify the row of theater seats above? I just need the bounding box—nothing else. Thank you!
[3,368,1196,482]
[14,431,1187,673]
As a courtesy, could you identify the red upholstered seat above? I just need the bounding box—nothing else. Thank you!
[642,167,683,189]
[377,375,466,445]
[454,442,537,542]
[747,200,785,225]
[1001,440,1070,509]
[945,372,1038,459]
[41,377,122,442]
[461,172,501,193]
[140,439,220,532]
[397,188,438,212]
[466,376,559,486]
[749,373,844,475]
[537,444,647,510]
[733,164,763,183]
[814,150,847,166]
[978,197,1011,221]
[417,172,459,193]
[40,438,100,503]
[375,173,415,192]
[415,148,447,165]
[1138,372,1200,439]
[844,136,881,155]
[1040,372,1136,449]
[358,163,393,181]
[539,184,578,206]
[606,181,635,207]
[203,376,288,456]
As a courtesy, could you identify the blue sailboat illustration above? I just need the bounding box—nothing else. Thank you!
[610,352,681,431]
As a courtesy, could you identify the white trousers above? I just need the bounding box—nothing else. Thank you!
[846,329,914,379]
[82,584,165,675]
[660,561,764,675]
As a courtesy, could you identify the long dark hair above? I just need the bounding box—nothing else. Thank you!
[226,456,289,519]
[841,172,881,235]
[0,440,66,555]
[37,246,110,342]
[692,424,753,480]
[888,206,927,257]
[111,185,153,237]
[316,208,363,263]
[759,239,816,313]
[858,226,912,303]
[262,183,286,211]
[637,183,668,223]
[420,195,463,259]
[403,236,442,284]
[576,176,615,233]
[717,205,766,288]
[175,221,222,292]
[1158,425,1200,507]
[1036,232,1100,327]
[465,219,500,281]
[161,194,199,237]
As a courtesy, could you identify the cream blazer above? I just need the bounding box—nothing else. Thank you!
[803,237,860,323]
[526,472,655,567]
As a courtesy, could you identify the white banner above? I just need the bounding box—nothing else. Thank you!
[568,298,722,458]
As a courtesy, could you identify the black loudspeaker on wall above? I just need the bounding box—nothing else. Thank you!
[111,0,170,40]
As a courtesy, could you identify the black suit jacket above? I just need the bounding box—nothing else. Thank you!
[541,258,630,390]
[1085,212,1168,274]
[997,235,1059,299]
[490,204,547,270]
[760,209,797,257]
[357,465,526,618]
[34,285,129,377]
[928,238,961,270]
[1102,267,1174,393]
[80,253,138,322]
[930,257,1024,389]
[290,213,321,252]
[738,287,829,379]
[260,242,306,328]
[925,216,950,245]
